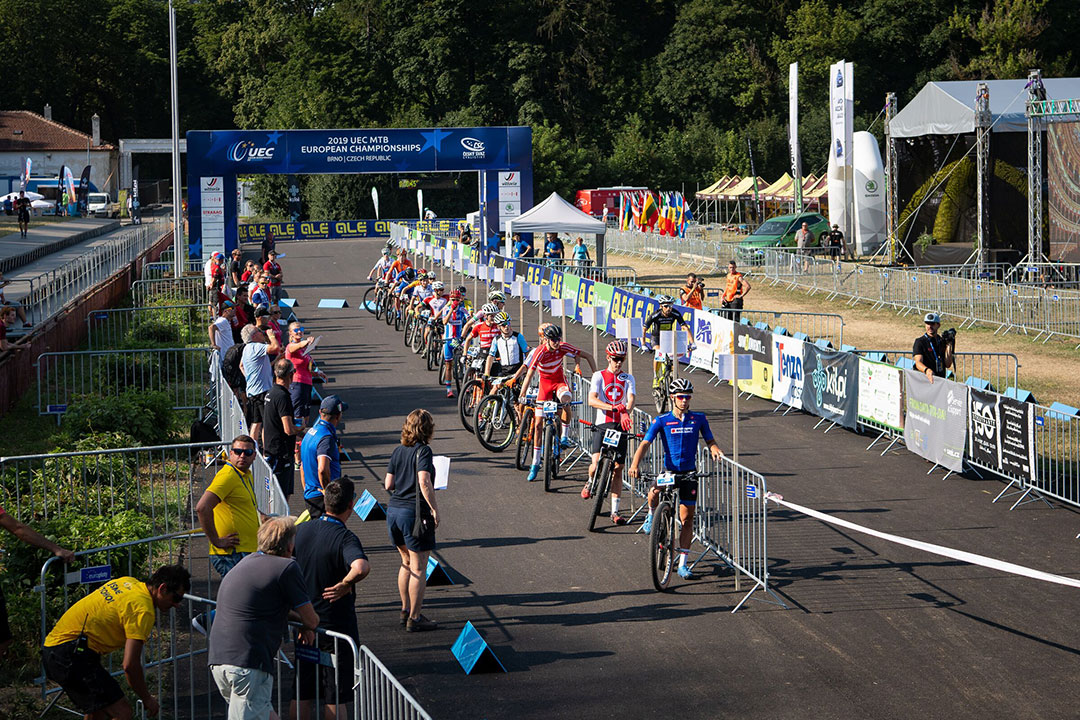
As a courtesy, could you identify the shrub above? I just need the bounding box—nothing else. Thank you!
[63,390,178,446]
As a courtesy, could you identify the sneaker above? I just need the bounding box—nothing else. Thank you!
[610,513,627,526]
[559,437,572,449]
[446,388,455,399]
[400,610,410,627]
[581,485,592,499]
[641,514,653,534]
[677,565,696,580]
[527,464,540,481]
[406,614,438,633]
[191,610,215,636]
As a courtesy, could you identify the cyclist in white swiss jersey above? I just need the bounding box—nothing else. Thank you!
[582,340,636,525]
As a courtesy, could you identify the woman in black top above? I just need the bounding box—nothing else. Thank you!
[384,409,441,632]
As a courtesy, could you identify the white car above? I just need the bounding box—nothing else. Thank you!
[88,192,120,218]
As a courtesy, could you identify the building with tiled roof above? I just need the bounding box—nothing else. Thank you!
[1,109,118,196]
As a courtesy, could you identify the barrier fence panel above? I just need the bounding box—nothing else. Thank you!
[131,276,207,307]
[35,347,212,416]
[738,310,845,347]
[36,532,216,720]
[852,349,1020,393]
[142,259,205,281]
[1030,401,1080,508]
[86,304,211,350]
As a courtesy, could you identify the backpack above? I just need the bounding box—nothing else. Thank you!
[222,342,246,389]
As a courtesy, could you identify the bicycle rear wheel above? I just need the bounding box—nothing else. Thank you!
[459,379,485,433]
[475,394,517,452]
[403,314,416,347]
[650,501,675,591]
[588,456,613,532]
[653,386,669,415]
[542,424,556,492]
[362,286,377,315]
[374,289,386,320]
[515,411,534,470]
[384,300,395,326]
[426,337,439,372]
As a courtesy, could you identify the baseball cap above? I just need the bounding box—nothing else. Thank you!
[320,395,348,414]
[923,312,941,324]
[254,306,270,318]
[221,300,235,309]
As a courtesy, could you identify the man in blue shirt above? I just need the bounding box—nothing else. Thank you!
[628,378,724,579]
[543,233,564,261]
[300,395,347,517]
[513,234,534,258]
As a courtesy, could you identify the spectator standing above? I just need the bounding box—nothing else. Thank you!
[209,517,318,720]
[266,305,286,354]
[260,229,275,265]
[720,260,751,323]
[15,191,31,238]
[204,252,225,293]
[827,223,845,261]
[1,505,74,656]
[1,306,25,354]
[300,396,347,518]
[513,234,533,259]
[286,322,326,430]
[680,273,705,310]
[263,250,284,304]
[209,302,235,365]
[254,307,279,360]
[251,276,272,310]
[263,359,299,500]
[543,233,564,261]
[228,248,244,288]
[0,270,31,326]
[240,260,257,284]
[241,324,279,446]
[913,312,954,383]
[196,434,263,577]
[384,409,440,633]
[42,565,189,720]
[292,478,370,718]
[794,221,812,272]
[572,237,591,268]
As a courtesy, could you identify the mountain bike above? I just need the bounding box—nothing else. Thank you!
[514,388,539,470]
[425,319,444,372]
[411,308,430,354]
[585,425,624,532]
[363,279,390,320]
[474,375,522,452]
[458,349,490,433]
[536,397,582,492]
[403,299,421,348]
[649,352,673,414]
[643,470,697,591]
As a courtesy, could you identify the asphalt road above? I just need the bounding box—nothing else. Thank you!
[276,237,1080,720]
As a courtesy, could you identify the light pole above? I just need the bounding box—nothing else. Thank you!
[168,0,184,279]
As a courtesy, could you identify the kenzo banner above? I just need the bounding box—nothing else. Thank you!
[771,334,805,409]
[801,346,858,429]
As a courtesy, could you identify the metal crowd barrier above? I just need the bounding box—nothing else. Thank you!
[738,310,845,348]
[1005,262,1080,288]
[141,259,204,281]
[17,224,165,325]
[35,347,211,416]
[131,276,207,307]
[532,258,638,286]
[0,441,221,526]
[1029,401,1080,508]
[852,349,1020,393]
[86,304,211,350]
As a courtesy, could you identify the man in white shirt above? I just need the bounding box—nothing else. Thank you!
[581,340,636,525]
[209,302,236,363]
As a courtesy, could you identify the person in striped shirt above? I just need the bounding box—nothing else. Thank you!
[439,291,471,398]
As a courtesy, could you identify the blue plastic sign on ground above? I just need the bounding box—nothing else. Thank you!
[279,298,297,307]
[317,298,349,308]
[451,621,506,675]
[46,404,68,414]
[426,556,454,586]
[295,643,335,667]
[353,489,385,521]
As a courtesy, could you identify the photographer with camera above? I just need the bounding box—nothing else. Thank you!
[913,312,954,384]
[679,273,706,310]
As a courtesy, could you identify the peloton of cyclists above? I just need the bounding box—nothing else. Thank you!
[628,378,724,580]
[517,324,596,482]
[582,340,636,526]
[642,295,694,389]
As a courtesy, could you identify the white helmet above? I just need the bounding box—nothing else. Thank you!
[481,302,499,315]
[432,281,445,291]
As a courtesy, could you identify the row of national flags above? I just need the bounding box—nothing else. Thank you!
[617,190,692,237]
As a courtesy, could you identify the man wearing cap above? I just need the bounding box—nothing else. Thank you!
[263,250,284,304]
[300,396,347,517]
[913,312,953,383]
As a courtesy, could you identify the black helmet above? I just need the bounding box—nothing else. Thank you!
[542,324,563,341]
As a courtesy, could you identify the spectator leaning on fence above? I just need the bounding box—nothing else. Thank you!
[0,270,31,327]
[1,306,25,353]
[1,505,74,657]
[300,396,347,518]
[42,564,190,720]
[240,323,279,447]
[209,516,318,720]
[292,478,370,718]
[264,359,300,500]
[913,312,955,383]
[196,434,264,578]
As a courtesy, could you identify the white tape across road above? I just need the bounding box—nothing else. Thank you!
[765,493,1080,590]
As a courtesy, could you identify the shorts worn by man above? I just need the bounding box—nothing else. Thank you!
[42,565,189,719]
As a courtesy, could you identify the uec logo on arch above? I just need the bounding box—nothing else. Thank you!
[227,141,276,162]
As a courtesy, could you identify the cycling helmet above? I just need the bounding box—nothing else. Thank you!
[606,340,627,358]
[657,294,675,306]
[450,290,463,301]
[538,322,555,338]
[488,291,506,303]
[397,248,408,256]
[404,268,417,281]
[481,302,498,316]
[494,311,511,326]
[381,247,391,256]
[456,285,468,295]
[432,281,445,291]
[425,271,436,280]
[542,324,562,341]
[669,378,694,395]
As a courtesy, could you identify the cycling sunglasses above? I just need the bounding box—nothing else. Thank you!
[230,447,256,457]
[673,394,692,400]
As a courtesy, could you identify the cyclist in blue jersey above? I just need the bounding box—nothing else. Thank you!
[439,291,470,398]
[628,378,724,579]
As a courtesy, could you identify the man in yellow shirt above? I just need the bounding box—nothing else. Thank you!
[196,434,265,577]
[41,564,190,719]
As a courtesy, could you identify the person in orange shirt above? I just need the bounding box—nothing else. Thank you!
[679,273,705,310]
[720,260,751,323]
[385,248,413,280]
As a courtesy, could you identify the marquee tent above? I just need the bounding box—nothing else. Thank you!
[695,176,731,198]
[506,191,606,236]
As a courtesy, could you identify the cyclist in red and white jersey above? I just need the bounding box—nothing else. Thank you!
[517,324,596,481]
[462,290,506,337]
[581,340,636,524]
[460,303,499,359]
[421,281,448,350]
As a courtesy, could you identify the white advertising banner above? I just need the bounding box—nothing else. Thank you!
[789,62,803,211]
[689,309,722,371]
[857,359,904,432]
[828,60,854,237]
[771,335,805,409]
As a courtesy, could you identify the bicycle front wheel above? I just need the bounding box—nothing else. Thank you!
[412,322,426,354]
[459,379,485,433]
[362,286,377,315]
[403,314,416,347]
[653,386,669,415]
[374,289,386,320]
[475,394,517,452]
[588,456,613,532]
[542,423,556,492]
[650,501,675,591]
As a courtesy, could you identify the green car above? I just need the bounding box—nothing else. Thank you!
[736,212,829,263]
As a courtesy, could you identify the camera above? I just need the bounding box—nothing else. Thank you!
[942,327,957,344]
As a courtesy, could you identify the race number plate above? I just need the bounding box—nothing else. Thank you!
[471,358,484,369]
[526,388,539,401]
[656,472,676,487]
[542,400,558,417]
[602,429,623,447]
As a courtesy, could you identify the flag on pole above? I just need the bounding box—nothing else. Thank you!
[678,193,693,238]
[641,192,658,230]
[22,158,31,190]
[631,193,642,228]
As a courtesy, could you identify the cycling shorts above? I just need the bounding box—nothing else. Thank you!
[443,340,456,361]
[534,376,571,415]
[591,421,629,463]
[652,477,697,506]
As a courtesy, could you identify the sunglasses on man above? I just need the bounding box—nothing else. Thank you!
[230,447,256,457]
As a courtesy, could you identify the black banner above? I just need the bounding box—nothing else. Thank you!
[802,346,859,429]
[77,164,92,215]
[967,389,1035,482]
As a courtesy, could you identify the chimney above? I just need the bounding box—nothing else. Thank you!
[44,103,52,121]
[91,113,100,147]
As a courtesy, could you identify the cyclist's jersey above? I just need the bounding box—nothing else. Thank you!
[527,341,581,381]
[385,258,412,279]
[413,284,434,301]
[469,321,498,350]
[440,304,470,340]
[644,411,714,473]
[590,369,636,425]
[370,256,392,277]
[643,308,688,342]
[492,331,529,368]
[425,295,449,318]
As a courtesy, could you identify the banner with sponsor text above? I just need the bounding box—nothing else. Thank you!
[903,371,967,472]
[734,324,773,399]
[857,359,903,432]
[802,345,858,429]
[772,334,805,409]
[968,388,1035,482]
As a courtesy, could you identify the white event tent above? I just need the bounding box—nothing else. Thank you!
[505,192,607,261]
